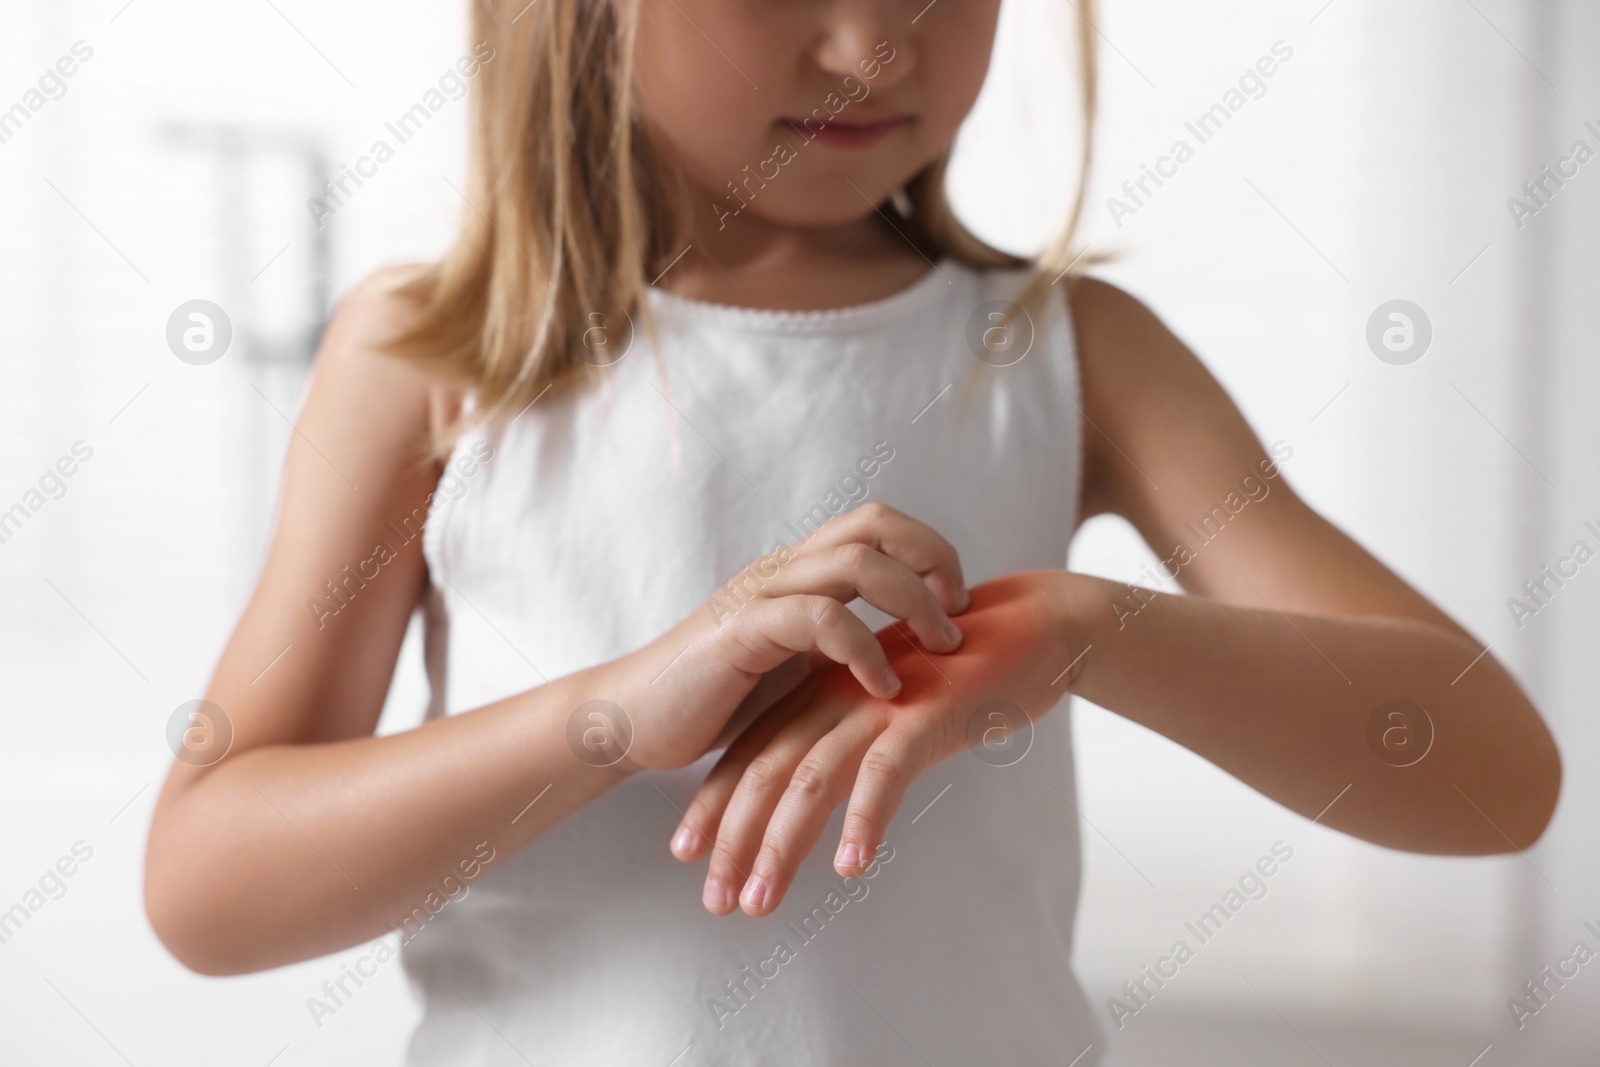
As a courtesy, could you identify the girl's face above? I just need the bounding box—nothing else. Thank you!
[632,0,1003,232]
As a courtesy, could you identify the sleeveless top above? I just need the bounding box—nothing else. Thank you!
[406,259,1104,1066]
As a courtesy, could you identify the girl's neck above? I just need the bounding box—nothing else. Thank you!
[653,193,935,312]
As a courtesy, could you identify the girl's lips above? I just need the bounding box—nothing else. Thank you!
[781,115,910,149]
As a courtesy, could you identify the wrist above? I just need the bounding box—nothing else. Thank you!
[1040,569,1116,690]
[561,660,647,781]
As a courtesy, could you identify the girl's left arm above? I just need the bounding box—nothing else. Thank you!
[1060,275,1559,855]
[672,278,1560,917]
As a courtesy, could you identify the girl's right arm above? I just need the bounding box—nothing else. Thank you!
[144,272,969,975]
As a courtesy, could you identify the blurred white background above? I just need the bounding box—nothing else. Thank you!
[1,0,1596,1063]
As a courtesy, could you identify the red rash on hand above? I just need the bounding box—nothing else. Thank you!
[678,572,1080,914]
[814,572,1072,751]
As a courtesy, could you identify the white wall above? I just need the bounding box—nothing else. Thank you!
[0,1,457,1062]
[1,0,1594,1063]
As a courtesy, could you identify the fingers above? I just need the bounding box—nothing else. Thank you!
[672,679,817,861]
[794,502,969,616]
[676,668,937,916]
[703,504,967,700]
[733,596,903,699]
[737,714,883,916]
[755,543,963,654]
[696,709,846,915]
[832,722,931,878]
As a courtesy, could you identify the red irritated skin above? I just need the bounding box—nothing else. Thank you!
[673,572,1076,917]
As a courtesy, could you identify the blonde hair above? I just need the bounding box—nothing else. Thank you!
[383,0,1098,450]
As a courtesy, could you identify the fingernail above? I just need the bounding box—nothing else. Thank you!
[704,881,730,910]
[956,583,971,611]
[941,619,962,647]
[879,666,902,695]
[835,843,861,873]
[740,876,769,911]
[671,826,695,857]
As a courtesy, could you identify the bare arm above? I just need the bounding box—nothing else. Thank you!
[1063,276,1559,851]
[144,274,636,974]
[1058,574,1556,853]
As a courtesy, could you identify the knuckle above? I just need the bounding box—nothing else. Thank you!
[788,758,833,802]
[753,841,787,877]
[837,542,877,578]
[841,808,878,842]
[710,836,745,870]
[719,618,765,661]
[806,596,848,633]
[856,500,892,524]
[858,748,907,790]
[740,755,788,795]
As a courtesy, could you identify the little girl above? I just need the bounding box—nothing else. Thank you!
[145,0,1561,1063]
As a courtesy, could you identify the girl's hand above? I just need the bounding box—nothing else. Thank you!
[669,571,1082,915]
[610,502,971,773]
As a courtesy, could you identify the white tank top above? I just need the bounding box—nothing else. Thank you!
[407,260,1103,1066]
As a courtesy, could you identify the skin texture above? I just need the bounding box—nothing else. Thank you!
[142,0,1562,971]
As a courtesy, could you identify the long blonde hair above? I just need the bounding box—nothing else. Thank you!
[383,0,1098,448]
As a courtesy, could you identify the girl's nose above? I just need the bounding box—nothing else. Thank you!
[809,2,913,87]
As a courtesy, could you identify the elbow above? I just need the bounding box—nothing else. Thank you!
[145,859,242,977]
[148,920,239,978]
[144,823,259,977]
[1390,701,1562,858]
[1503,732,1562,853]
[1467,712,1562,856]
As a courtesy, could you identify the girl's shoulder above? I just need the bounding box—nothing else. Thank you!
[1064,274,1191,393]
[327,264,469,451]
